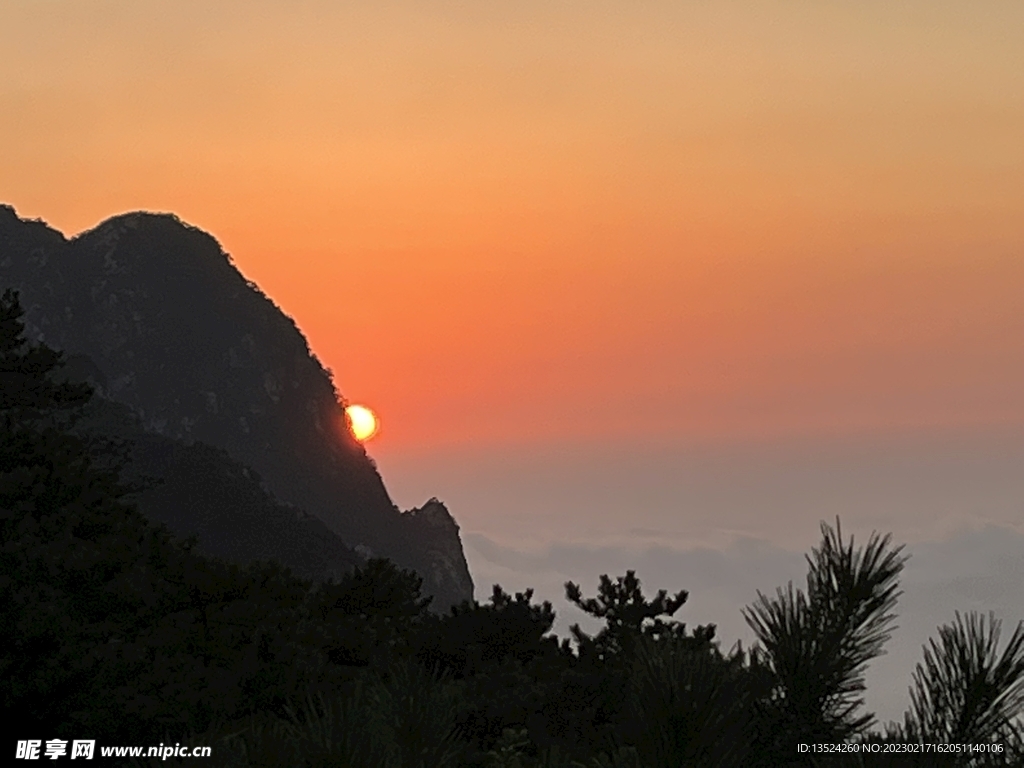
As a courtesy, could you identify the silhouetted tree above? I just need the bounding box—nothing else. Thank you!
[312,557,433,668]
[0,289,180,737]
[0,288,91,415]
[743,518,907,765]
[0,289,325,740]
[624,632,763,768]
[898,611,1024,766]
[565,569,711,661]
[562,570,719,759]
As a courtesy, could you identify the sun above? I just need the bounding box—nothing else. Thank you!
[345,404,379,441]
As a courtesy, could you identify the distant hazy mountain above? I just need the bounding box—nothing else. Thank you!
[0,204,473,609]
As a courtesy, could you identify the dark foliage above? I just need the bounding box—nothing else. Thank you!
[565,569,703,659]
[899,611,1024,766]
[624,633,763,768]
[0,287,92,415]
[3,286,1023,767]
[743,519,907,764]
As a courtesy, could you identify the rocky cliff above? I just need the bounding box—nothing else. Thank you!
[0,204,473,610]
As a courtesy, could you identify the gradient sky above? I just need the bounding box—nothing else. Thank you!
[3,0,1024,722]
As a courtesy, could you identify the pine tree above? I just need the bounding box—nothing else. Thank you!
[0,288,91,415]
[0,289,171,735]
[743,518,907,765]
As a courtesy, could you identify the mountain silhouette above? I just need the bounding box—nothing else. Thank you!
[0,204,473,609]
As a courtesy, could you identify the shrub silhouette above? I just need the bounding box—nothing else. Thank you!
[5,288,1024,766]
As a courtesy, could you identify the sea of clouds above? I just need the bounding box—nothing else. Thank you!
[381,429,1024,724]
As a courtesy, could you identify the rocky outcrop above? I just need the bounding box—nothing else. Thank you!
[404,498,475,607]
[0,204,473,610]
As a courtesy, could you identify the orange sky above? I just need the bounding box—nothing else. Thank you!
[3,0,1024,452]
[6,4,1024,721]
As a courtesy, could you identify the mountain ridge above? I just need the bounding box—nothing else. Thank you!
[0,203,473,609]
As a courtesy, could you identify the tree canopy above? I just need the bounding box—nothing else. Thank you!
[2,287,1022,766]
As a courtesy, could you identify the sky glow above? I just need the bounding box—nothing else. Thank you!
[4,0,1024,722]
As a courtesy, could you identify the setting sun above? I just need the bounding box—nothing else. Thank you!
[345,404,379,442]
